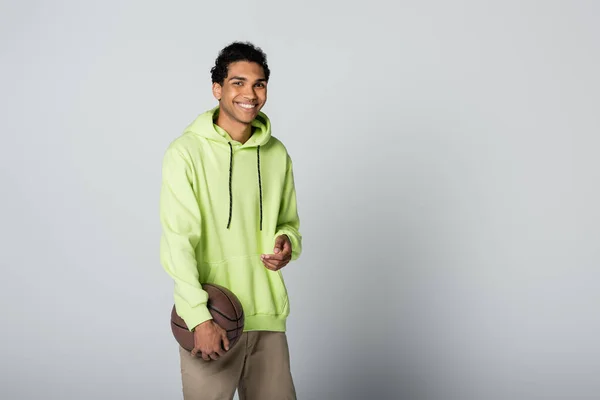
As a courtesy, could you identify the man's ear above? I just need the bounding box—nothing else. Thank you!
[212,82,222,101]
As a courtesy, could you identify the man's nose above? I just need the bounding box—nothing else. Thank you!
[243,86,257,99]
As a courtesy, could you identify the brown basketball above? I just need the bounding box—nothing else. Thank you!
[170,283,245,352]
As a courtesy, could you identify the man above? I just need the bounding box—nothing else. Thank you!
[159,42,302,400]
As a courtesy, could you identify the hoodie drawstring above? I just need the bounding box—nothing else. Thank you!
[226,143,263,231]
[227,142,233,229]
[257,145,263,231]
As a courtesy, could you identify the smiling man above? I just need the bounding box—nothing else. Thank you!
[159,42,302,400]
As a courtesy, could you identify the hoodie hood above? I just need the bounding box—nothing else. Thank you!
[183,106,272,147]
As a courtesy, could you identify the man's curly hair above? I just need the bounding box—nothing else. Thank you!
[211,42,270,85]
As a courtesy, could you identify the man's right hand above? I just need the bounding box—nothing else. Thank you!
[190,320,230,361]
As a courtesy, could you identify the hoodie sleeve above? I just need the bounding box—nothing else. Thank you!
[160,146,212,331]
[275,154,303,261]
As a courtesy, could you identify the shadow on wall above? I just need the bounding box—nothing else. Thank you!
[301,366,428,400]
[293,121,462,399]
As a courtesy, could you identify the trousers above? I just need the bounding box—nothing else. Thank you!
[179,331,296,400]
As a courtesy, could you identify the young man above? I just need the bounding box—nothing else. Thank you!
[159,42,302,400]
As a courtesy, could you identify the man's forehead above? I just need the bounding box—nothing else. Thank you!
[227,62,265,78]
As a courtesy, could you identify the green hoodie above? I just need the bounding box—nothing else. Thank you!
[159,107,302,333]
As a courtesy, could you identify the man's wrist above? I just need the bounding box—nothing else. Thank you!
[192,319,212,332]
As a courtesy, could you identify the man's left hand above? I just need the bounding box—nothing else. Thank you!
[261,235,292,271]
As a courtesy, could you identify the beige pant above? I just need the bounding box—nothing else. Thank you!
[179,331,296,400]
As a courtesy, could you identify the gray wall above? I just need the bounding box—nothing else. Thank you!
[1,1,598,399]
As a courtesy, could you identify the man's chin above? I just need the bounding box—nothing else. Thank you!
[235,113,257,124]
[221,108,255,125]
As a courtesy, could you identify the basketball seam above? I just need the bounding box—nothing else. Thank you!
[209,306,240,322]
[210,284,243,323]
[171,321,240,333]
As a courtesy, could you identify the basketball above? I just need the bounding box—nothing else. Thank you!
[170,283,245,353]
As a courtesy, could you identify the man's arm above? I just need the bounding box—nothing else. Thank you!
[159,146,212,331]
[262,154,302,270]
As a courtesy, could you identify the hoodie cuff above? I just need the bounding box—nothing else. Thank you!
[275,229,301,261]
[183,306,213,332]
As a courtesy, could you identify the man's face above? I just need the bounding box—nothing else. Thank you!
[213,61,267,125]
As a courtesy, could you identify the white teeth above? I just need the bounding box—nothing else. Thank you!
[238,103,256,109]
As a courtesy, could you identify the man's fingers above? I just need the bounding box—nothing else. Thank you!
[214,341,227,357]
[222,333,230,351]
[263,259,279,271]
[263,258,289,271]
[262,250,291,263]
[263,253,285,262]
[273,236,285,254]
[262,258,277,270]
[201,352,210,361]
[282,238,292,255]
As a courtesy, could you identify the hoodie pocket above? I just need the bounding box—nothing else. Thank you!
[199,262,217,284]
[201,256,289,317]
[274,270,290,314]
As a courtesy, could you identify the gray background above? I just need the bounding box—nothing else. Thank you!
[1,0,598,399]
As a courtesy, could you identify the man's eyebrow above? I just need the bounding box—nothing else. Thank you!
[228,76,267,82]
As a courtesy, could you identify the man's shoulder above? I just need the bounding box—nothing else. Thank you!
[265,135,290,154]
[165,132,202,156]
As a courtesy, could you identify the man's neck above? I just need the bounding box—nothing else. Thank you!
[215,112,253,144]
